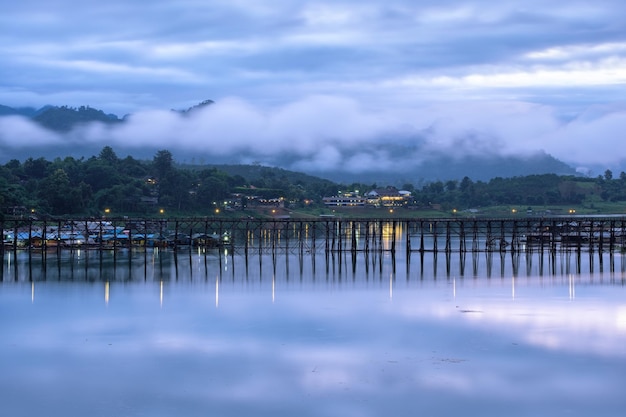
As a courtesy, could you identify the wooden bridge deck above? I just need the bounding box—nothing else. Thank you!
[2,216,626,255]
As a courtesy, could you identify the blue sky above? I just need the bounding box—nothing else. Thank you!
[2,0,626,172]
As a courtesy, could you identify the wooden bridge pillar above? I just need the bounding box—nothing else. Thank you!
[419,220,425,253]
[445,221,451,253]
[391,221,397,253]
[459,221,466,253]
[472,221,478,253]
[364,221,370,253]
[406,220,411,256]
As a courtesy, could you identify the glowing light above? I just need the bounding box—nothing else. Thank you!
[105,281,110,305]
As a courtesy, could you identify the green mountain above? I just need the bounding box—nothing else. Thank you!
[32,105,122,132]
[0,104,40,117]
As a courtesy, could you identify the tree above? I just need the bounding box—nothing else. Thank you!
[605,169,613,181]
[153,150,173,180]
[459,176,473,192]
[23,157,50,179]
[39,169,73,214]
[99,146,119,165]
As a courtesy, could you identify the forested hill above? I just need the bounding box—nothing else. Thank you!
[184,163,337,188]
[0,101,214,132]
[33,106,122,131]
[314,151,577,185]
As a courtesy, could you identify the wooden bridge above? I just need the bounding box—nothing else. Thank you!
[2,216,626,256]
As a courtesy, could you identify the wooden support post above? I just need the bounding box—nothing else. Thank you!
[511,221,517,252]
[28,220,33,252]
[445,221,451,253]
[174,220,180,252]
[598,221,604,252]
[550,220,557,252]
[13,222,18,254]
[406,220,411,256]
[299,221,304,256]
[311,221,316,253]
[610,220,615,252]
[472,221,478,253]
[459,221,466,253]
[351,221,357,253]
[338,220,343,253]
[576,220,582,253]
[588,220,594,252]
[365,221,370,253]
[419,220,425,253]
[391,220,396,253]
[486,221,493,252]
[284,220,289,253]
[538,220,544,252]
[500,220,506,252]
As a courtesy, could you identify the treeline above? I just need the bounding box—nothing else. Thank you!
[405,170,626,209]
[0,147,338,218]
[1,146,626,218]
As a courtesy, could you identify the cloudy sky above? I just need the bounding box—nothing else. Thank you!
[2,0,626,172]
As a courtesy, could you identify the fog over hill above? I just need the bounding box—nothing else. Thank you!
[0,97,616,183]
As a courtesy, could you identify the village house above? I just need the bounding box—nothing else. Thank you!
[366,187,411,207]
[322,192,366,207]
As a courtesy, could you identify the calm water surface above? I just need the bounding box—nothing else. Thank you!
[1,247,626,417]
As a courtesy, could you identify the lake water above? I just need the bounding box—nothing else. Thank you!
[1,247,626,417]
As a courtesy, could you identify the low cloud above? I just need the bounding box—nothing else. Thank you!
[1,95,625,172]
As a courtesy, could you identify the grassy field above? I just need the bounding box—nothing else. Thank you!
[60,201,625,220]
[281,202,626,219]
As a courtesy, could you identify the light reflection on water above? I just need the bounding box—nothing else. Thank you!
[1,248,626,417]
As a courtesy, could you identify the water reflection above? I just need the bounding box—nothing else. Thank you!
[4,246,625,285]
[1,247,626,417]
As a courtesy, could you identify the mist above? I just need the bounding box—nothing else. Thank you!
[1,95,625,175]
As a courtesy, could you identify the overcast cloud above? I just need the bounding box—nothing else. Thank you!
[2,0,626,171]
